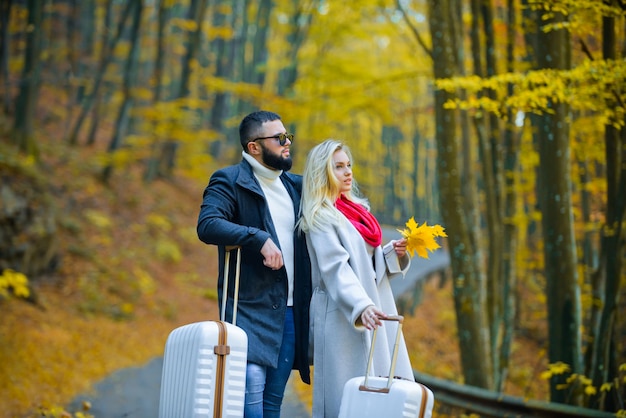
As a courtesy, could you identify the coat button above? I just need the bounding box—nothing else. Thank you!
[272,304,278,310]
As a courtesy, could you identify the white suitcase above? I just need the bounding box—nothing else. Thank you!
[338,316,435,418]
[159,248,247,418]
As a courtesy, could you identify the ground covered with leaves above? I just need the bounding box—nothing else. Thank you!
[0,137,548,417]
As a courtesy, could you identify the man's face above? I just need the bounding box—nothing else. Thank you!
[256,120,293,171]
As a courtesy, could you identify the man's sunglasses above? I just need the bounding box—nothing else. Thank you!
[251,132,294,146]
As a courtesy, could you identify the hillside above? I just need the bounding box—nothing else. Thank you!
[0,137,222,416]
[0,136,548,417]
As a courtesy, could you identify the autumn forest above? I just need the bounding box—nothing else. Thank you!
[0,0,625,417]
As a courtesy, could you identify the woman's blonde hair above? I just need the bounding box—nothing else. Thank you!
[298,139,369,233]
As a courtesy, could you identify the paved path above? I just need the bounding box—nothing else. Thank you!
[68,228,449,417]
[69,357,311,417]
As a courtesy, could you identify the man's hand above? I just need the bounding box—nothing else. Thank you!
[260,238,284,270]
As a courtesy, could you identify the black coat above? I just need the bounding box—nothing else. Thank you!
[197,158,312,384]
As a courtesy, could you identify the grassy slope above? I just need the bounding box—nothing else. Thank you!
[0,137,548,418]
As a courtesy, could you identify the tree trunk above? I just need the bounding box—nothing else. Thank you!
[479,0,506,390]
[12,0,43,157]
[249,0,272,86]
[102,0,143,183]
[85,0,111,147]
[178,0,209,99]
[153,0,167,105]
[381,125,405,224]
[156,0,209,178]
[277,2,313,97]
[411,126,421,221]
[209,0,234,140]
[428,0,493,390]
[585,13,626,412]
[498,0,519,393]
[535,10,582,405]
[67,0,132,145]
[62,0,79,138]
[75,0,96,104]
[0,0,13,113]
[144,0,169,182]
[234,0,252,119]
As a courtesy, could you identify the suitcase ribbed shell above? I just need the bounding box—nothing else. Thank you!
[338,376,434,418]
[159,321,247,418]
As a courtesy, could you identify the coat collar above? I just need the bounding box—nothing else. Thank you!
[236,158,300,211]
[236,158,264,197]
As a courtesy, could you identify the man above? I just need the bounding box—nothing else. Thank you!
[197,110,311,418]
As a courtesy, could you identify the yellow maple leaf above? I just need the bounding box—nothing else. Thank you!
[397,217,447,259]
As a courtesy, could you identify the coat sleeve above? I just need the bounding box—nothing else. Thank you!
[308,225,375,329]
[197,168,270,252]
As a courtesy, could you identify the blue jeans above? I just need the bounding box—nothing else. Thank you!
[244,307,295,418]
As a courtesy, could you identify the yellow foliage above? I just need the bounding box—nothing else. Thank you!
[120,302,134,316]
[155,238,182,263]
[35,403,94,418]
[398,217,447,259]
[133,267,156,296]
[600,382,613,392]
[204,25,234,41]
[83,210,112,230]
[541,361,571,380]
[44,401,94,417]
[146,213,172,232]
[0,269,30,299]
[132,87,153,102]
[170,17,198,32]
[540,370,552,380]
[434,59,626,127]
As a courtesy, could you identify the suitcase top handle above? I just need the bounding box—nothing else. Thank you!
[383,315,403,323]
[221,246,241,325]
[360,315,404,393]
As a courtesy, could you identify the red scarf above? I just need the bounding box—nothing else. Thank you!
[335,194,382,247]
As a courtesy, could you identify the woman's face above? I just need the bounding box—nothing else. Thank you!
[332,149,352,195]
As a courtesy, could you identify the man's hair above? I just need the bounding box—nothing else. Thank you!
[239,110,282,151]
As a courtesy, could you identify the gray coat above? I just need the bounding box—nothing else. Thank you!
[306,220,414,418]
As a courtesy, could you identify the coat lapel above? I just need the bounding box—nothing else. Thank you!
[235,159,265,198]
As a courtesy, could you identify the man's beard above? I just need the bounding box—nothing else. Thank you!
[261,144,292,171]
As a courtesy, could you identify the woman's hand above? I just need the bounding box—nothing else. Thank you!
[360,306,387,330]
[392,238,408,258]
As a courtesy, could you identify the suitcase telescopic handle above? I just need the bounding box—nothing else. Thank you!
[361,315,404,393]
[221,246,241,325]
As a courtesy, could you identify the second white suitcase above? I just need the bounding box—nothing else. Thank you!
[338,375,434,418]
[338,315,435,418]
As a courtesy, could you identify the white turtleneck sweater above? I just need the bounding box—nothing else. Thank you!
[242,152,295,306]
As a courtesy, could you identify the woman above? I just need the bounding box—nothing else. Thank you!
[299,139,415,418]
